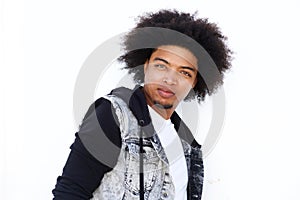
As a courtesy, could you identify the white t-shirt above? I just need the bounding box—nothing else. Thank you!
[148,106,188,200]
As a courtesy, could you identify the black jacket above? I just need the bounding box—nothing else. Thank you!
[52,86,203,199]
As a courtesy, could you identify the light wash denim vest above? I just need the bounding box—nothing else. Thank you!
[91,94,204,200]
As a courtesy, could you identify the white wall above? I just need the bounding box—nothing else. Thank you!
[1,0,300,199]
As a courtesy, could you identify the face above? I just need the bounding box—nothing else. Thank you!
[143,45,198,111]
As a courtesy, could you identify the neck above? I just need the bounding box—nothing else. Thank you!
[150,104,174,120]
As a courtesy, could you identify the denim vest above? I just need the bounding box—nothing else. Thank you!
[91,94,204,200]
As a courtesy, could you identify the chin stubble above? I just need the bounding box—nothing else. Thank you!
[153,101,173,109]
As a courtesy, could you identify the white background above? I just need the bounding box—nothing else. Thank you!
[1,0,300,199]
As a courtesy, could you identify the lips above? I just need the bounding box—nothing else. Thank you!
[157,87,175,98]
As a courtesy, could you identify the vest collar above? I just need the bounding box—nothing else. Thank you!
[110,85,199,147]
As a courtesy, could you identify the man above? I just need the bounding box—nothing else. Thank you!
[53,9,232,200]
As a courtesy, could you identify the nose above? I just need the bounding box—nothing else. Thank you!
[163,69,178,85]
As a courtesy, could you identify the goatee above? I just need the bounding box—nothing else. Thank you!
[153,101,173,109]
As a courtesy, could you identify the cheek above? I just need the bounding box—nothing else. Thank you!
[182,78,195,89]
[144,70,163,84]
[143,70,151,84]
[179,81,195,96]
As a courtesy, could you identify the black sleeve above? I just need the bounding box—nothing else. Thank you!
[52,98,122,200]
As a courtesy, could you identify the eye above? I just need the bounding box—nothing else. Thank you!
[154,64,167,70]
[180,71,192,78]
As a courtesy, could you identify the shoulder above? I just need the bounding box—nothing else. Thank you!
[171,111,202,149]
[78,97,121,150]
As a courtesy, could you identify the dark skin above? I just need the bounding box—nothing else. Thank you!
[143,45,198,119]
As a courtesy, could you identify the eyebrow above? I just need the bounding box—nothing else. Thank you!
[153,57,197,72]
[153,57,169,64]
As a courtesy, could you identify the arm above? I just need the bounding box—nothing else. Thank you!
[52,98,121,200]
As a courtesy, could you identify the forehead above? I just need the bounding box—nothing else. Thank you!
[150,45,198,68]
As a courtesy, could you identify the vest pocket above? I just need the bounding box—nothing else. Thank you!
[124,139,160,195]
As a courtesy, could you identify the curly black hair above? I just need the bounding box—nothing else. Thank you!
[119,9,232,102]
